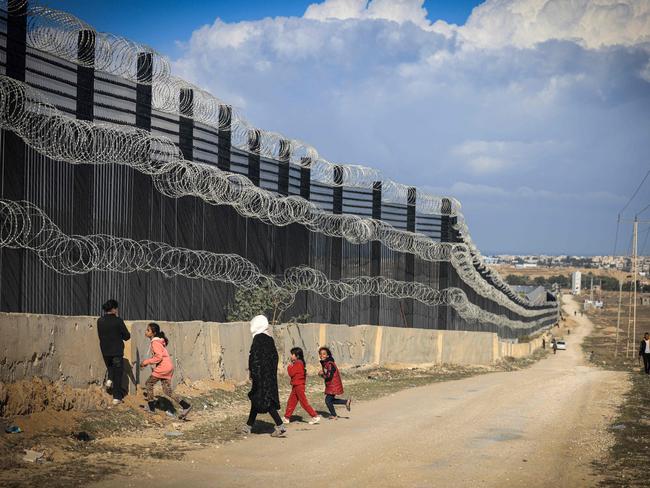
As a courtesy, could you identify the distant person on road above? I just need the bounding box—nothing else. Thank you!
[542,338,546,349]
[574,310,577,316]
[318,347,352,419]
[242,315,286,438]
[639,332,650,375]
[140,323,192,419]
[97,299,130,405]
[283,347,320,425]
[552,338,557,355]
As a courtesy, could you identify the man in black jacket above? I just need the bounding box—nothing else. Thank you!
[97,299,131,404]
[639,332,650,375]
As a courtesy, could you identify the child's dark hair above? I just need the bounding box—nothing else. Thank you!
[147,322,169,346]
[290,347,307,377]
[102,299,118,312]
[318,346,333,360]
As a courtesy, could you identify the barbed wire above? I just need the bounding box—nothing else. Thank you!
[0,199,554,330]
[0,1,543,314]
[0,74,557,319]
[0,2,460,214]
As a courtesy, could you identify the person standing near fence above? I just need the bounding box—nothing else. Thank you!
[242,315,286,437]
[140,322,192,419]
[97,299,130,405]
[639,332,650,375]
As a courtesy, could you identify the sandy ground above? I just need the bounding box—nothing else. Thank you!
[91,295,628,488]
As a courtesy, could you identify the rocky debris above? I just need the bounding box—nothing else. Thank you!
[22,449,44,463]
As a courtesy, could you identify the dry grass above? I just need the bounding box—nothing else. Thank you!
[581,291,650,488]
[493,265,629,282]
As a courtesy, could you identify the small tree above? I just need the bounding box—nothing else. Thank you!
[226,282,292,324]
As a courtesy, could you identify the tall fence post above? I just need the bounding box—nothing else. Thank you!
[437,198,457,329]
[369,181,382,325]
[330,165,343,324]
[217,106,232,171]
[273,140,291,275]
[404,187,416,327]
[247,129,261,186]
[71,28,95,316]
[1,0,27,312]
[131,52,153,319]
[245,130,272,273]
[175,87,197,320]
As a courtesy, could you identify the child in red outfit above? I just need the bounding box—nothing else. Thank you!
[318,347,352,419]
[283,347,320,425]
[139,322,192,419]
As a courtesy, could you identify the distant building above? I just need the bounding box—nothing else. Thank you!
[571,271,581,295]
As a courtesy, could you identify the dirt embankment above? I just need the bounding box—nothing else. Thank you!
[0,379,109,417]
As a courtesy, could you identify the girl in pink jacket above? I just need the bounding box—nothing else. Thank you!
[139,323,192,419]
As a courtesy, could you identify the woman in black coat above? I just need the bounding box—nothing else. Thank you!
[242,315,286,437]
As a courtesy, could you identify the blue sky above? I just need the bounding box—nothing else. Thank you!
[44,0,650,256]
[46,1,483,57]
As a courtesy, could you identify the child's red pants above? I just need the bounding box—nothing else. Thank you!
[284,385,318,418]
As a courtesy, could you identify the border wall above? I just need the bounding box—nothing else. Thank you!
[0,312,547,389]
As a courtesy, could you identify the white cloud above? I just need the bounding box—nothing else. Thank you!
[172,0,650,254]
[450,139,565,175]
[442,182,625,204]
[305,0,432,29]
[458,0,650,48]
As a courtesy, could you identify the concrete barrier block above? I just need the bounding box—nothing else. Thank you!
[379,327,440,365]
[441,330,494,365]
[217,322,251,382]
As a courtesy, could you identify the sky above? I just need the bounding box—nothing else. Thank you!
[46,0,650,256]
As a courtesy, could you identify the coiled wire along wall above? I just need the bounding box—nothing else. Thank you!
[0,3,558,337]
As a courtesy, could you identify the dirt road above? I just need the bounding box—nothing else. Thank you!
[93,295,627,488]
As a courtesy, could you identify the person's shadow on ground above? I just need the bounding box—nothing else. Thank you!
[251,420,277,434]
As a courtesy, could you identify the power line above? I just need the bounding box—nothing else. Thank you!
[614,169,649,257]
[613,213,621,256]
[620,169,650,215]
[636,201,650,218]
[640,224,650,256]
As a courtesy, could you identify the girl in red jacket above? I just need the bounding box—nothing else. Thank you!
[283,347,320,425]
[318,347,351,419]
[140,323,192,419]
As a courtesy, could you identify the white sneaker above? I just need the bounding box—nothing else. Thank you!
[309,416,321,425]
[105,379,113,388]
[282,417,290,424]
[112,399,122,405]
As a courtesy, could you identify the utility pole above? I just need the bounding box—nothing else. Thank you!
[619,217,648,357]
[632,217,638,354]
[616,274,631,358]
[616,278,623,357]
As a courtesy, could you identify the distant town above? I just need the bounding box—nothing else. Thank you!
[486,255,650,275]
